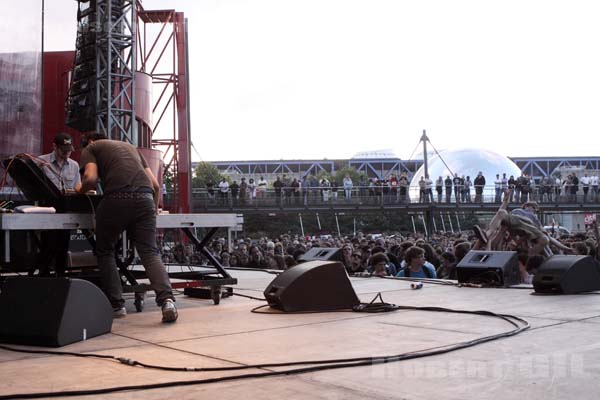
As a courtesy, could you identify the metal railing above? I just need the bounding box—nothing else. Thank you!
[169,185,600,210]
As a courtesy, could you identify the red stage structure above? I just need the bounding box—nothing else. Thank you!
[137,5,191,214]
[40,1,191,213]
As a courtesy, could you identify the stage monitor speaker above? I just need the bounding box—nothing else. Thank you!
[264,260,360,312]
[533,255,600,294]
[456,250,520,287]
[298,247,342,263]
[0,277,113,347]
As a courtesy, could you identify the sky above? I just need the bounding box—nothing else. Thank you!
[43,0,600,161]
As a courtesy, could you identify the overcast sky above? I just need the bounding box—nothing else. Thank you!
[45,0,600,161]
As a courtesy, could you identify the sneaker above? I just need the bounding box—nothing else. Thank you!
[113,307,127,318]
[473,225,489,245]
[161,299,178,323]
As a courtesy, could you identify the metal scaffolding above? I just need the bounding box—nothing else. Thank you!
[96,0,136,144]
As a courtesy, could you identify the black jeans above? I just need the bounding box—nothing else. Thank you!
[95,196,174,308]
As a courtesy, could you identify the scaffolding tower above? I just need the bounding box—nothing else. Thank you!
[96,0,137,143]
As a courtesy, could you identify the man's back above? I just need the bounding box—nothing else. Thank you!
[80,140,151,194]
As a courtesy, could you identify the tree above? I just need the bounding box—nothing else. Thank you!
[192,162,223,188]
[332,166,365,184]
[163,167,175,192]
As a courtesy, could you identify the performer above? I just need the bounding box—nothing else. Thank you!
[37,133,81,276]
[78,133,178,322]
[39,133,81,193]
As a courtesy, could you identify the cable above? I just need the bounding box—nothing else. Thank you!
[224,266,282,275]
[406,139,422,162]
[0,293,529,399]
[377,275,458,286]
[232,292,267,301]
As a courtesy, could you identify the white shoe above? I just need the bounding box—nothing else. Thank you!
[113,307,127,318]
[161,299,178,323]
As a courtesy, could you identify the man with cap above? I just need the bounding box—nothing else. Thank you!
[77,132,178,323]
[38,132,81,193]
[36,133,81,276]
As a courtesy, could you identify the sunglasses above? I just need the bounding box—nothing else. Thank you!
[352,254,362,258]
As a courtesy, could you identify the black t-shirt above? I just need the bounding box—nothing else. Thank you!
[80,139,152,194]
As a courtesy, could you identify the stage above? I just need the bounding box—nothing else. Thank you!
[1,269,599,399]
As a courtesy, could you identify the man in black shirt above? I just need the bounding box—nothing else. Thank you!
[78,133,178,323]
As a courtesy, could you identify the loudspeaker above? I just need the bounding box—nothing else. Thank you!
[457,250,520,287]
[298,247,342,263]
[0,277,113,347]
[533,255,600,294]
[264,261,360,312]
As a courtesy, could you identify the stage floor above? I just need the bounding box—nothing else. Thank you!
[1,270,599,399]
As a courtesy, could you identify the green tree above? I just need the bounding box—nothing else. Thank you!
[192,162,223,188]
[332,166,365,184]
[163,168,175,192]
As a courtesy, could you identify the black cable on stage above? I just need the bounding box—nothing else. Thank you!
[376,275,458,286]
[232,292,267,302]
[0,293,530,399]
[0,344,117,361]
[224,267,281,275]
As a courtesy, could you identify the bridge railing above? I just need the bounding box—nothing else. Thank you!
[168,185,599,210]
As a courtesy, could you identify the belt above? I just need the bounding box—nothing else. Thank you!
[105,192,154,200]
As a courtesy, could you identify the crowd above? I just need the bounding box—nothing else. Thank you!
[172,196,599,286]
[199,171,600,206]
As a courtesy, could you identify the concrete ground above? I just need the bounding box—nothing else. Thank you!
[1,269,599,400]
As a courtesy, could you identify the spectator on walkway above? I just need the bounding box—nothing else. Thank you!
[218,177,229,205]
[590,173,599,202]
[206,179,215,203]
[453,174,463,203]
[257,176,268,201]
[291,178,301,204]
[343,174,353,200]
[230,180,239,206]
[239,177,248,205]
[435,176,443,203]
[474,171,486,203]
[508,175,516,202]
[581,172,590,202]
[462,175,472,203]
[399,174,409,204]
[389,174,398,202]
[331,178,339,202]
[320,177,331,202]
[519,173,531,203]
[247,178,256,203]
[444,175,453,203]
[273,176,284,205]
[494,174,502,203]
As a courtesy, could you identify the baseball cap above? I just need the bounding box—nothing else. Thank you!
[53,133,74,150]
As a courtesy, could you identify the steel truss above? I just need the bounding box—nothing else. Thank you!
[96,0,136,143]
[204,157,600,181]
[207,160,336,179]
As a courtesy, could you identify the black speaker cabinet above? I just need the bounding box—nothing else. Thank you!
[264,260,360,312]
[533,255,600,294]
[298,247,342,263]
[0,277,113,347]
[457,250,520,287]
